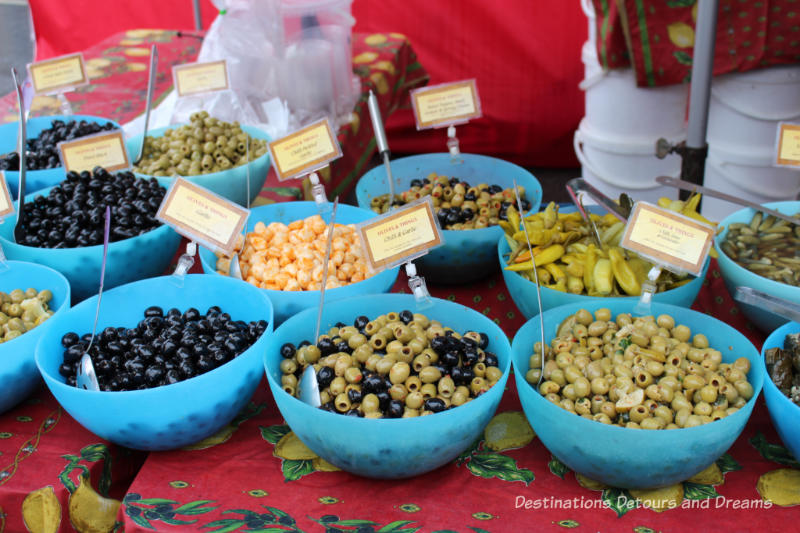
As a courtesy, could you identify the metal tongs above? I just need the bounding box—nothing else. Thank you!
[566,178,629,223]
[11,68,27,244]
[133,45,158,166]
[734,287,800,324]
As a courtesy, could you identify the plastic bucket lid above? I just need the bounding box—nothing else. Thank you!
[706,145,800,198]
[711,65,800,122]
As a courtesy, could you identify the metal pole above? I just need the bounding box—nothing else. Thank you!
[682,0,719,188]
[192,0,203,31]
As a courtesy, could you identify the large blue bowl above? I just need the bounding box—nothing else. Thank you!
[35,274,273,451]
[760,321,800,461]
[0,115,121,198]
[0,261,70,414]
[715,201,800,333]
[356,153,542,284]
[511,300,763,489]
[264,293,512,478]
[126,124,271,207]
[0,185,182,302]
[498,237,709,319]
[199,201,400,325]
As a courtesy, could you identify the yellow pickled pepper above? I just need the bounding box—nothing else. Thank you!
[608,247,642,296]
[593,258,614,295]
[583,244,597,294]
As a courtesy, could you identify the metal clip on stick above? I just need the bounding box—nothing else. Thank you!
[633,266,662,317]
[57,92,73,116]
[405,262,432,309]
[309,172,328,210]
[447,125,461,163]
[171,241,197,286]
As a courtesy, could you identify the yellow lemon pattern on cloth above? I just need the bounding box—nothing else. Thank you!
[667,22,695,48]
[21,486,61,533]
[757,469,800,507]
[68,475,121,533]
[483,411,535,451]
[274,431,318,461]
[630,484,685,513]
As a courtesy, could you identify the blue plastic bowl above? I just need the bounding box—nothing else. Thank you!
[35,274,273,451]
[511,300,763,489]
[126,124,271,207]
[356,153,542,284]
[498,237,709,319]
[715,201,800,333]
[0,261,70,414]
[0,115,121,198]
[0,185,182,302]
[264,293,512,478]
[760,321,800,461]
[199,201,400,325]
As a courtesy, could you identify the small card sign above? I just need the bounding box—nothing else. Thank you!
[268,118,342,181]
[775,122,800,168]
[358,197,443,272]
[58,130,130,173]
[156,178,249,256]
[173,60,230,97]
[410,79,481,130]
[27,53,89,95]
[621,202,714,277]
[0,171,15,220]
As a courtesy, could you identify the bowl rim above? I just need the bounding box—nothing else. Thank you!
[511,300,764,436]
[264,292,513,425]
[0,183,177,252]
[34,273,274,397]
[126,123,272,181]
[0,260,71,351]
[497,234,709,301]
[714,200,800,298]
[759,320,800,413]
[354,152,543,232]
[197,201,401,296]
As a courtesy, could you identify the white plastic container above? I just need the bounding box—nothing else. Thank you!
[580,41,688,139]
[708,65,800,152]
[701,143,800,221]
[574,119,682,204]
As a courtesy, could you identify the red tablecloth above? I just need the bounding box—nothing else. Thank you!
[593,0,800,87]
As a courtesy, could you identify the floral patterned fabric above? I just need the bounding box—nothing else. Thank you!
[592,0,800,87]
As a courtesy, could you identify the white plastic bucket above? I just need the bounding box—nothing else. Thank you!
[580,41,689,138]
[701,143,800,221]
[708,65,800,151]
[574,119,683,204]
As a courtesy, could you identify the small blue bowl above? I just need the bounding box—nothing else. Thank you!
[715,201,800,333]
[511,300,763,489]
[0,261,70,414]
[0,185,182,302]
[0,115,121,198]
[760,321,800,461]
[35,274,273,451]
[264,293,512,478]
[126,125,271,207]
[199,201,400,325]
[498,237,709,319]
[356,153,542,284]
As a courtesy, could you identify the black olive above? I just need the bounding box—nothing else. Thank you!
[165,369,181,384]
[440,350,459,368]
[144,306,163,318]
[361,375,383,394]
[317,337,336,356]
[424,397,447,413]
[64,343,86,364]
[353,315,369,330]
[430,336,448,355]
[344,409,363,417]
[375,391,391,410]
[59,362,73,377]
[144,365,166,387]
[317,366,335,389]
[61,332,80,348]
[483,352,499,368]
[478,332,490,350]
[398,310,413,324]
[336,340,351,354]
[347,388,362,404]
[462,348,479,367]
[387,400,404,418]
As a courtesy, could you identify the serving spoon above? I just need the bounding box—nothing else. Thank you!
[133,45,158,166]
[734,287,800,324]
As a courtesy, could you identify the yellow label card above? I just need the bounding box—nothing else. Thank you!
[0,171,14,219]
[776,123,800,167]
[268,118,342,181]
[359,198,443,271]
[28,53,88,94]
[156,178,249,255]
[173,60,229,97]
[59,130,130,173]
[621,202,714,276]
[411,79,481,129]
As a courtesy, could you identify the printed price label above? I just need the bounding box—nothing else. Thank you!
[58,130,130,173]
[156,178,249,255]
[358,197,443,271]
[410,79,481,130]
[268,118,342,181]
[27,53,88,94]
[173,60,229,97]
[621,202,714,276]
[775,122,800,168]
[0,171,15,220]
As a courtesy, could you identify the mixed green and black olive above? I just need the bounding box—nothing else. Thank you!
[765,332,800,407]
